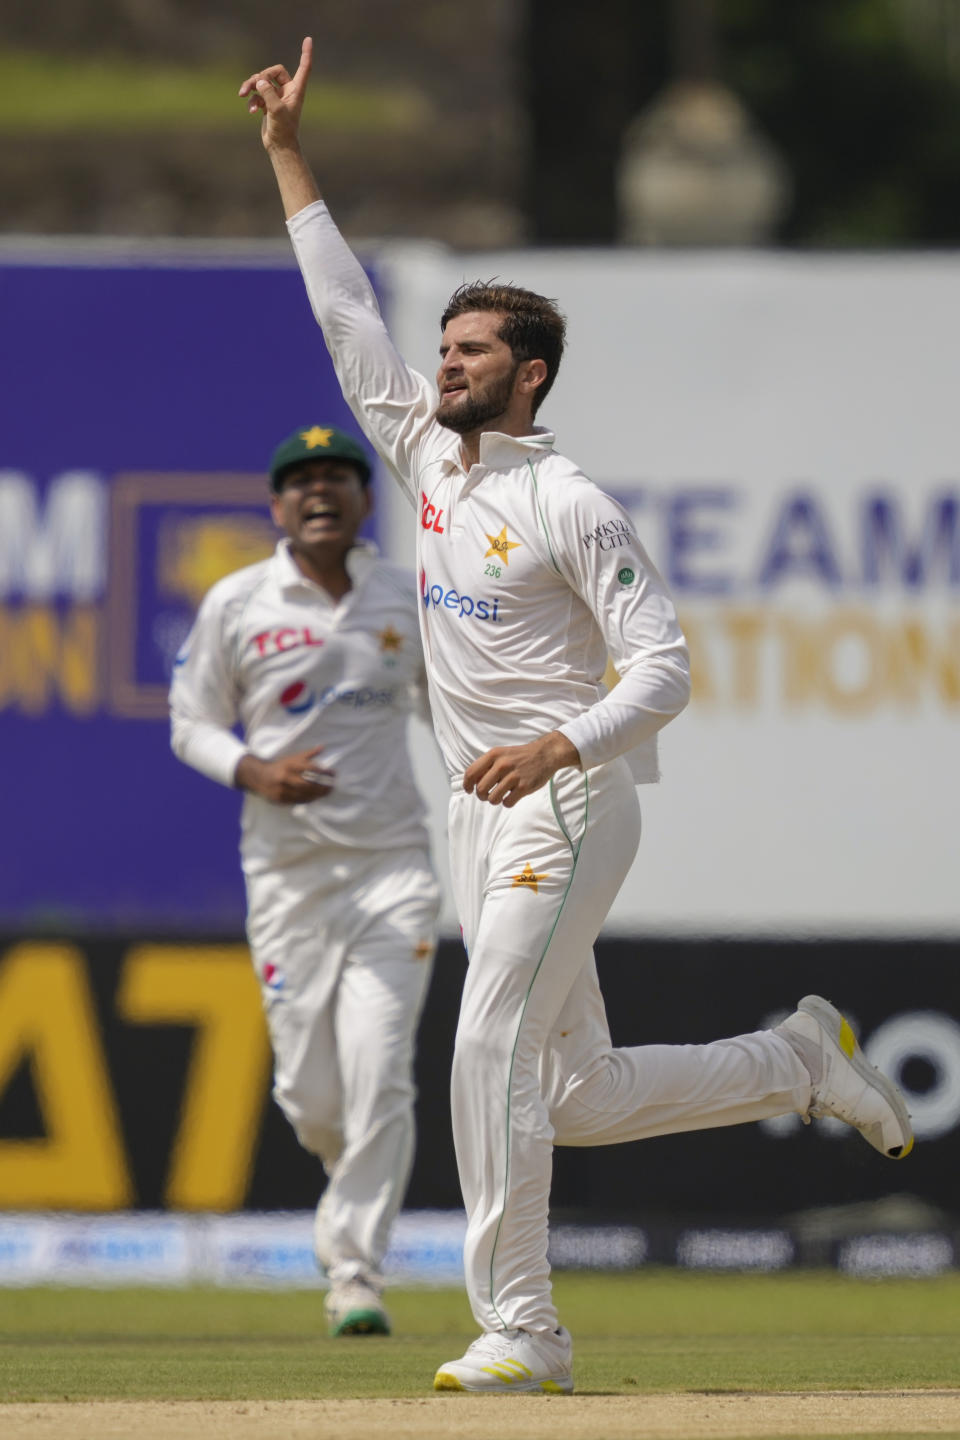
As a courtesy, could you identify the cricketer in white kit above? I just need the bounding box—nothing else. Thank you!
[169,422,441,1337]
[240,39,914,1395]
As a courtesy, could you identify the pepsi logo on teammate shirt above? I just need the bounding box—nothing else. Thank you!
[278,679,398,711]
[262,962,285,993]
[280,681,315,714]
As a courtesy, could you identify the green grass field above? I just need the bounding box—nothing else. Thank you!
[1,1270,958,1402]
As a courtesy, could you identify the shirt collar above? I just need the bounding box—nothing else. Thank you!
[272,537,380,592]
[439,426,556,475]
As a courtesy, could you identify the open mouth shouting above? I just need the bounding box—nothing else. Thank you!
[270,458,371,571]
[301,499,341,532]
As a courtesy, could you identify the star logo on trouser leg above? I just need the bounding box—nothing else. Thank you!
[511,862,548,894]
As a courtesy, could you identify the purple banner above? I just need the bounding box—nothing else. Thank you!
[0,249,381,929]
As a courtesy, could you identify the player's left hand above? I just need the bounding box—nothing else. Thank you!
[464,731,581,808]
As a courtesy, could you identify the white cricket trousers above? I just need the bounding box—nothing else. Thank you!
[245,844,440,1289]
[448,758,811,1334]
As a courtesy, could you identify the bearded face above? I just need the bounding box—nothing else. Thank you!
[436,312,523,436]
[436,361,522,434]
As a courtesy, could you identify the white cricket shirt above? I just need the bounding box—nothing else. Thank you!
[288,202,691,784]
[169,539,431,873]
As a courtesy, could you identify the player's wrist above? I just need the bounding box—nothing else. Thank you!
[265,132,302,156]
[234,752,266,792]
[543,730,581,773]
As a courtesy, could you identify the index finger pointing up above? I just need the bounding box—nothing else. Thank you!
[293,36,314,86]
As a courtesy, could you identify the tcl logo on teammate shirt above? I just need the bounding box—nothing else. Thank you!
[250,628,325,656]
[420,492,445,533]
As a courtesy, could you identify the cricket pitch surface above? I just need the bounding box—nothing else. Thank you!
[3,1391,960,1439]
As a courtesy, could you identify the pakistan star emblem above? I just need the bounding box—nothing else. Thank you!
[378,625,403,653]
[511,862,548,894]
[299,426,334,449]
[484,525,522,564]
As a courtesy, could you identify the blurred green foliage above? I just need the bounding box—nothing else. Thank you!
[0,49,429,133]
[4,2,960,244]
[722,0,960,244]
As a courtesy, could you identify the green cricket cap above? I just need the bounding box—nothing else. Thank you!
[269,425,372,490]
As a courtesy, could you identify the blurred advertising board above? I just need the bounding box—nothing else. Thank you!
[0,1210,953,1284]
[0,242,382,930]
[3,241,958,940]
[0,935,956,1239]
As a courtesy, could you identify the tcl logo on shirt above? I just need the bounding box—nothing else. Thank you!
[420,491,446,534]
[250,628,325,656]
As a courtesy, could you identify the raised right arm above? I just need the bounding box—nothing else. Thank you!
[239,38,438,499]
[239,36,320,219]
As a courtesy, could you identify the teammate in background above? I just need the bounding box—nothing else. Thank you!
[169,422,441,1338]
[238,40,914,1393]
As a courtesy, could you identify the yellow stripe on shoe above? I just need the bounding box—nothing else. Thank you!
[838,1015,857,1058]
[788,995,916,1159]
[433,1371,464,1391]
[480,1360,534,1382]
[434,1324,574,1395]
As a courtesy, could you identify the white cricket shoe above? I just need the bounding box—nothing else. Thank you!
[778,994,914,1159]
[324,1278,390,1337]
[434,1325,573,1393]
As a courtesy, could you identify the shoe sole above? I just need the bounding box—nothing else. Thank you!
[798,995,914,1159]
[434,1370,573,1394]
[330,1309,391,1337]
